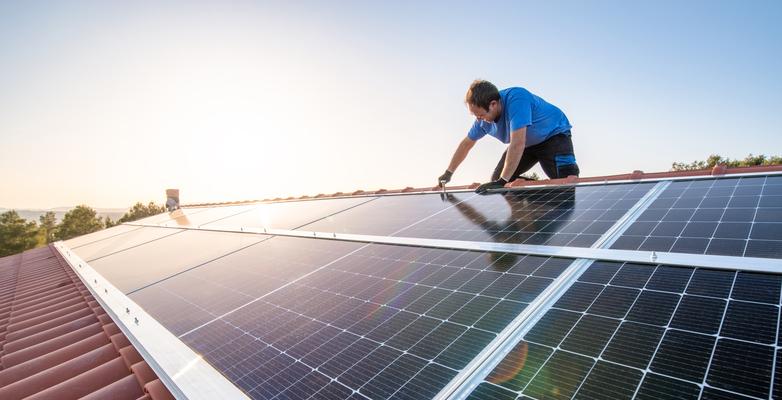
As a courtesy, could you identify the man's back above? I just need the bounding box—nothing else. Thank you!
[467,87,572,146]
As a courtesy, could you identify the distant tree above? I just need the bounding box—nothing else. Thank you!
[672,154,782,171]
[54,205,104,241]
[118,202,166,224]
[0,211,39,257]
[104,216,116,228]
[38,211,57,244]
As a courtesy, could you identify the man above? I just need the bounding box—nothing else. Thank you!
[438,80,579,194]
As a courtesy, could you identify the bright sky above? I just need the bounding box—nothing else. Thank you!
[1,1,780,209]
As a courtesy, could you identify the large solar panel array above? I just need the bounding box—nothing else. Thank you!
[62,173,782,400]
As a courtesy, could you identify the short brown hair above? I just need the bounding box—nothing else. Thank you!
[465,80,500,110]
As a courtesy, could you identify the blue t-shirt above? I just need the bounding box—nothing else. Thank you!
[467,87,572,146]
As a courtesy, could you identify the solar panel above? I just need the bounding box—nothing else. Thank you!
[123,237,576,399]
[71,226,184,261]
[468,260,782,399]
[87,230,268,293]
[56,172,782,399]
[64,224,142,248]
[129,236,365,335]
[299,192,475,235]
[301,183,655,247]
[612,175,782,258]
[200,196,377,230]
[139,204,257,228]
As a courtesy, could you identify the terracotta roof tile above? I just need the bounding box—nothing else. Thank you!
[0,245,173,400]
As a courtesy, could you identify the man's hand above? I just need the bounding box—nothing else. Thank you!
[438,170,453,187]
[475,177,508,194]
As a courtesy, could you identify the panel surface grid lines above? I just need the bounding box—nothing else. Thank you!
[612,174,782,259]
[169,240,576,399]
[465,260,782,400]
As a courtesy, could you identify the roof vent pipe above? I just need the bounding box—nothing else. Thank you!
[166,189,180,212]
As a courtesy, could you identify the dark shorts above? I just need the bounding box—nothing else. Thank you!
[492,132,580,181]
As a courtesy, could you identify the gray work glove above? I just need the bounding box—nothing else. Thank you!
[438,170,453,187]
[475,177,508,194]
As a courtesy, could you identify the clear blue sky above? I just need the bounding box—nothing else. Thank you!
[1,1,780,208]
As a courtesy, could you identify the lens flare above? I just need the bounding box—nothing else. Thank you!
[487,341,528,385]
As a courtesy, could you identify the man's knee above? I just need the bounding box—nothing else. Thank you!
[557,163,580,178]
[554,154,579,178]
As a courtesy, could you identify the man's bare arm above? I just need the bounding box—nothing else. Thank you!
[499,127,527,181]
[447,137,476,173]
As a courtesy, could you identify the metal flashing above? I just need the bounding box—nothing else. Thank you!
[53,242,249,400]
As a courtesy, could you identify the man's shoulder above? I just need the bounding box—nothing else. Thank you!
[500,87,531,96]
[501,87,534,103]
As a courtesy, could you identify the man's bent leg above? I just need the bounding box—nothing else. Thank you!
[536,133,580,179]
[491,150,539,181]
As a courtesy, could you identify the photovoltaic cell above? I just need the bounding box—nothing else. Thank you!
[127,239,575,399]
[612,175,782,258]
[468,260,782,399]
[300,183,655,247]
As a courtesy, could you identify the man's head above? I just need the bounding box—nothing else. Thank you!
[465,80,501,122]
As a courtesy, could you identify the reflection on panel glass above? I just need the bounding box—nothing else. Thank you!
[398,183,655,247]
[163,241,574,399]
[202,196,376,231]
[301,183,653,248]
[612,175,782,258]
[65,224,142,249]
[71,227,184,261]
[88,230,267,293]
[468,260,782,399]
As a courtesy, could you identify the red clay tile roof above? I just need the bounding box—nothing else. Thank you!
[0,245,174,400]
[183,164,782,207]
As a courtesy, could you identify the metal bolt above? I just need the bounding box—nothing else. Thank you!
[94,279,97,284]
[650,251,658,262]
[104,289,108,294]
[134,317,139,325]
[126,307,130,314]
